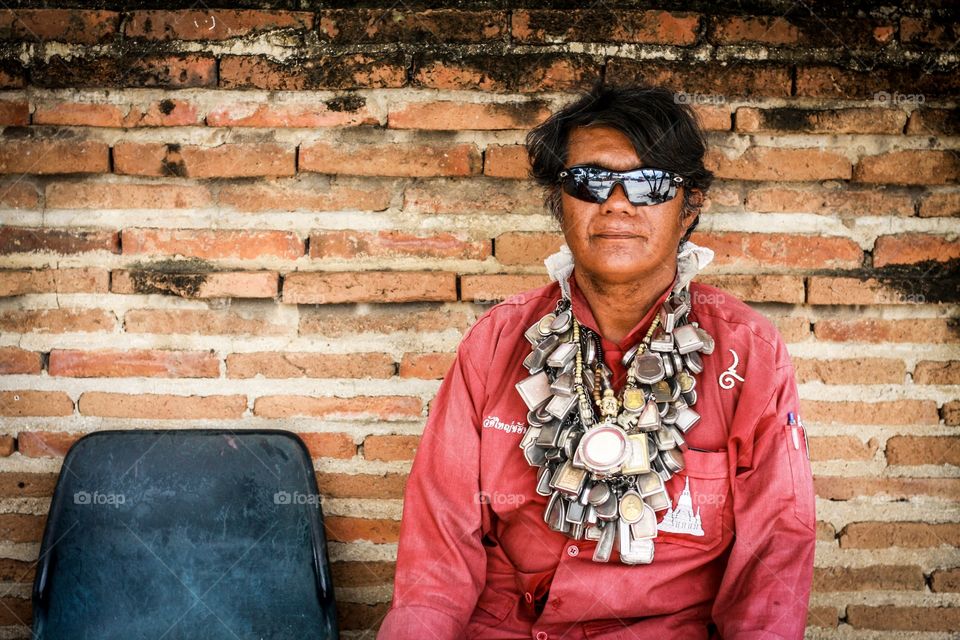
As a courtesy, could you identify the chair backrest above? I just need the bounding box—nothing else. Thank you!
[32,429,338,639]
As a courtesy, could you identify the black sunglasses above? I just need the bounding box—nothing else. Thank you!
[557,164,685,206]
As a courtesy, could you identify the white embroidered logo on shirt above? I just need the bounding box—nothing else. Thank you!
[482,415,526,436]
[718,348,745,390]
[657,476,705,537]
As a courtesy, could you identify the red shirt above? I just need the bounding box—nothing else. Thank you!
[377,267,816,640]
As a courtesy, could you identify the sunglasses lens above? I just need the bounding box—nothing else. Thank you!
[561,167,680,206]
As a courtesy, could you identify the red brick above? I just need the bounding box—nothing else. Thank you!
[399,352,455,379]
[919,192,960,218]
[33,99,201,127]
[512,9,700,45]
[121,229,304,260]
[0,140,108,174]
[331,560,395,588]
[46,182,212,210]
[0,390,73,417]
[0,513,44,543]
[283,271,457,304]
[310,230,488,260]
[807,607,838,628]
[226,352,394,379]
[124,309,292,337]
[460,274,551,304]
[114,142,295,178]
[873,233,960,267]
[495,232,563,266]
[796,65,960,100]
[300,141,480,177]
[692,104,731,131]
[606,61,791,98]
[696,275,804,303]
[814,565,925,591]
[815,477,960,501]
[388,100,550,130]
[325,516,399,544]
[907,108,959,136]
[803,400,938,425]
[0,436,13,457]
[219,176,394,212]
[207,101,376,128]
[808,436,880,461]
[316,472,406,499]
[362,434,420,461]
[773,316,811,342]
[807,276,934,305]
[735,106,906,134]
[110,270,278,299]
[0,309,116,334]
[0,268,109,296]
[253,395,422,420]
[846,605,960,631]
[794,357,904,385]
[484,144,529,178]
[0,228,118,255]
[886,435,960,466]
[706,147,851,181]
[841,522,960,549]
[16,431,82,458]
[49,349,219,378]
[32,54,216,89]
[125,10,313,40]
[932,568,960,592]
[319,9,505,43]
[299,306,475,337]
[815,318,958,343]
[854,150,960,185]
[745,185,914,217]
[0,347,41,375]
[694,231,862,270]
[78,392,246,419]
[413,53,600,93]
[219,54,406,90]
[0,180,40,208]
[900,17,959,48]
[0,9,118,44]
[297,432,356,459]
[913,360,960,385]
[709,15,800,45]
[0,100,28,125]
[403,178,543,215]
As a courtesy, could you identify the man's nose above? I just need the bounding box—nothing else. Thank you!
[601,181,634,213]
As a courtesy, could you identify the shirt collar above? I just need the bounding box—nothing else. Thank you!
[567,264,677,353]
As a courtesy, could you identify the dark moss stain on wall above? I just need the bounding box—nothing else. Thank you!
[127,257,213,297]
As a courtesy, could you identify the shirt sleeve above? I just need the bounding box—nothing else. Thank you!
[376,329,490,639]
[711,343,816,640]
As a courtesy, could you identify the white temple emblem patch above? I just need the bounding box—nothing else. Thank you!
[656,476,705,537]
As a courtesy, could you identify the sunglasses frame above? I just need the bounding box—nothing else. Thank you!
[557,164,685,206]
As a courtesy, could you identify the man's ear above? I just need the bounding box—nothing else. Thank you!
[680,188,704,230]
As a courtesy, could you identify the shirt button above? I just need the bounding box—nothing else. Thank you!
[536,632,549,640]
[524,591,533,603]
[566,544,579,557]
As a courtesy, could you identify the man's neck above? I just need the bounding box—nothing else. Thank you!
[574,264,676,344]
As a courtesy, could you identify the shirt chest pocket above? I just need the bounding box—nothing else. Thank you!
[653,448,731,552]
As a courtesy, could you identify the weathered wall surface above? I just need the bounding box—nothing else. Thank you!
[0,2,957,637]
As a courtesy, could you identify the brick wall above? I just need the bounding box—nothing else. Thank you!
[0,2,957,637]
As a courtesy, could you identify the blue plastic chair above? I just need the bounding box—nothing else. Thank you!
[31,429,338,639]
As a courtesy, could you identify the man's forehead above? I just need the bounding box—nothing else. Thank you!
[566,130,643,170]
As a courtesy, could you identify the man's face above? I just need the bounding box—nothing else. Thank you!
[559,125,696,285]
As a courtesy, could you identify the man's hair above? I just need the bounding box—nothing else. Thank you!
[524,81,714,248]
